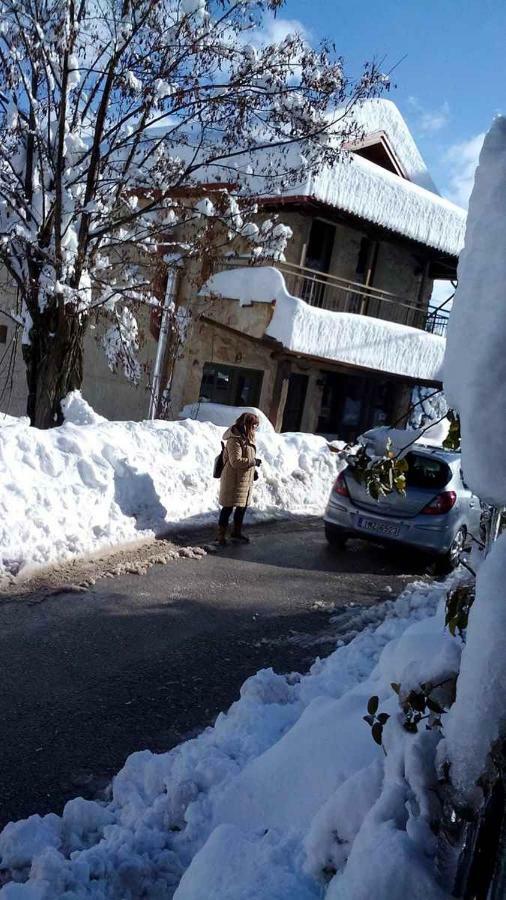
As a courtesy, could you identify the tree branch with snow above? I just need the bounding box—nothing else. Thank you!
[0,0,387,426]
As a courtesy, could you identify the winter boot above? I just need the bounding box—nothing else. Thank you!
[216,526,228,547]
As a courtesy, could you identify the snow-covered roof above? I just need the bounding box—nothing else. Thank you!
[202,267,445,383]
[272,154,466,258]
[344,99,437,192]
[153,100,466,257]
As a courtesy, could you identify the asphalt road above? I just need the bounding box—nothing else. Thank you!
[0,517,428,828]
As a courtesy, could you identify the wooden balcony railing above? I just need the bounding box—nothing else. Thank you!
[221,258,448,336]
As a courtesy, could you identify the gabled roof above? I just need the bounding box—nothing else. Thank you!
[345,99,438,192]
[278,153,466,258]
[258,100,467,258]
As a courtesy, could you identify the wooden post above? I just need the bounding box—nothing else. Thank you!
[269,359,292,432]
[414,260,430,328]
[359,239,379,317]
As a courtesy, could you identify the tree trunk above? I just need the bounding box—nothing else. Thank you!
[22,307,85,428]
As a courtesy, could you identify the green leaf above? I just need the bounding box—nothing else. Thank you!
[363,714,375,727]
[367,695,379,716]
[377,713,390,725]
[371,722,383,746]
[390,682,401,695]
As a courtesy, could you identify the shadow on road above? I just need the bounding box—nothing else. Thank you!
[166,514,428,578]
[0,593,352,829]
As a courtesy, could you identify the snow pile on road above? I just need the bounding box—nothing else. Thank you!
[441,117,506,804]
[179,402,274,432]
[0,393,341,580]
[201,266,446,382]
[0,576,461,899]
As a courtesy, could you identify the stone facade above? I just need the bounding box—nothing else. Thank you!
[0,206,445,435]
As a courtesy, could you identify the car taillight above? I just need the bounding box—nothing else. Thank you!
[333,472,349,497]
[421,491,457,515]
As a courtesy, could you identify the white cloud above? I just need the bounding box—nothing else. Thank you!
[408,97,450,133]
[443,132,485,207]
[248,14,309,48]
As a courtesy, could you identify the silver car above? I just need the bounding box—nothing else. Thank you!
[324,444,482,571]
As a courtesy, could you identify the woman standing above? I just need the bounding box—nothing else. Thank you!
[217,412,261,545]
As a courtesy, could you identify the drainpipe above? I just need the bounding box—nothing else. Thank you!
[148,267,179,420]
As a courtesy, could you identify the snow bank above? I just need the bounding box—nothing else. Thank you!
[442,533,506,804]
[202,266,445,382]
[0,412,30,427]
[179,401,274,432]
[442,118,506,803]
[0,577,459,899]
[444,118,506,504]
[0,393,340,580]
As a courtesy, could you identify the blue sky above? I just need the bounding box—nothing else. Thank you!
[267,0,505,208]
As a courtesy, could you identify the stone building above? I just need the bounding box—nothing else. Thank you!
[168,100,466,441]
[0,100,466,438]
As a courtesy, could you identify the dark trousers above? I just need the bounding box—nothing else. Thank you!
[219,505,246,530]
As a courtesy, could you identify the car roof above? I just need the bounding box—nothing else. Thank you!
[409,444,460,464]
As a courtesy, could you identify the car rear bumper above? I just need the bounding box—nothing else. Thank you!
[324,496,457,555]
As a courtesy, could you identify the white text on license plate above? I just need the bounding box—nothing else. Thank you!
[357,517,400,537]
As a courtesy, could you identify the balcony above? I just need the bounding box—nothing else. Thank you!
[222,258,449,336]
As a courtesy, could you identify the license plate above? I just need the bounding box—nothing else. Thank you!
[357,516,400,538]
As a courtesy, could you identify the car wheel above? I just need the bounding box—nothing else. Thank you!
[434,526,466,575]
[325,524,347,550]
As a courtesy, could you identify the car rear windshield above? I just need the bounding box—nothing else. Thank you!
[405,452,451,490]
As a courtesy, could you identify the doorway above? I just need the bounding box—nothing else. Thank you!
[317,370,396,442]
[302,219,336,308]
[282,373,309,432]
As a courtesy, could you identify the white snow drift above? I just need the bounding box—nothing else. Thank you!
[442,116,506,804]
[202,266,446,382]
[0,576,461,899]
[178,402,274,432]
[0,393,341,580]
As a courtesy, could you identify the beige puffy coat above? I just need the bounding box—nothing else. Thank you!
[219,426,256,508]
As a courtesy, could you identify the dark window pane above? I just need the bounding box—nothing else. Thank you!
[200,362,263,407]
[405,453,451,489]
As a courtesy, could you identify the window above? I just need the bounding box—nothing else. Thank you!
[0,324,7,344]
[304,219,336,273]
[200,363,263,407]
[405,453,451,490]
[353,138,405,177]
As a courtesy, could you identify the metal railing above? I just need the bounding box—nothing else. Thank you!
[425,306,450,337]
[221,258,447,335]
